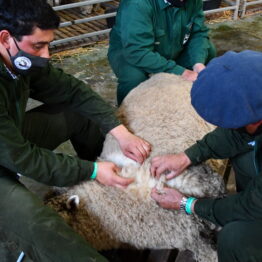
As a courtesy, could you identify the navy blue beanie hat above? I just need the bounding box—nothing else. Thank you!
[191,50,262,128]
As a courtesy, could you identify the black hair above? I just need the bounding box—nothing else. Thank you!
[0,0,60,40]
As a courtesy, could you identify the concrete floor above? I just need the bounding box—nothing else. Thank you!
[0,14,261,262]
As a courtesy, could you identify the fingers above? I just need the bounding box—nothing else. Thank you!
[166,170,177,180]
[150,156,167,178]
[151,187,182,210]
[126,147,144,164]
[114,176,134,189]
[142,140,151,154]
[150,156,159,176]
[181,69,198,82]
[96,162,135,189]
[154,165,167,179]
[135,139,151,160]
[193,63,206,73]
[125,140,151,164]
[139,142,151,160]
[108,163,134,188]
[150,187,170,208]
[150,187,162,201]
[150,165,156,177]
[113,164,121,174]
[108,164,134,188]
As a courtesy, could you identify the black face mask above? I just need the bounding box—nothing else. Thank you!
[166,0,187,8]
[6,38,49,75]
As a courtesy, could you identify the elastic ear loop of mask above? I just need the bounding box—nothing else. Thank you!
[6,37,20,57]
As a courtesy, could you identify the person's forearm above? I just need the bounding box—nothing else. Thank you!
[194,175,262,226]
[109,124,128,140]
[185,127,254,165]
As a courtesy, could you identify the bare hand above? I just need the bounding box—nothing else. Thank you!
[150,152,191,179]
[181,69,198,82]
[193,63,206,73]
[151,187,184,210]
[96,162,134,189]
[110,125,151,164]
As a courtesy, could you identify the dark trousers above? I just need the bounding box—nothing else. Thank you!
[0,104,108,262]
[217,220,262,262]
[217,151,262,262]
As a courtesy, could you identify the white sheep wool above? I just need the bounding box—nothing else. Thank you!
[46,73,226,262]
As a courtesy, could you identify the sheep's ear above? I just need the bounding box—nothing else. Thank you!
[66,195,80,210]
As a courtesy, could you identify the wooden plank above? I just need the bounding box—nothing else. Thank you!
[147,249,179,262]
[101,249,150,262]
[175,250,196,262]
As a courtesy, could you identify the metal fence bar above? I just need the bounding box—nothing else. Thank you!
[50,0,245,46]
[203,0,240,19]
[245,0,262,6]
[204,3,239,17]
[222,0,241,18]
[204,5,236,13]
[241,0,262,17]
[59,12,116,27]
[223,0,236,5]
[50,28,111,45]
[234,0,241,20]
[53,0,113,11]
[55,0,242,26]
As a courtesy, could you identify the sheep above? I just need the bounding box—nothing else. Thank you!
[45,73,226,262]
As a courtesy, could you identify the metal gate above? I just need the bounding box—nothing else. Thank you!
[50,0,261,53]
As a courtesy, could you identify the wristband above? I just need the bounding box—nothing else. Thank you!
[185,197,197,215]
[90,162,98,180]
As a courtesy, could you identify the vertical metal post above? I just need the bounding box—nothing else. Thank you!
[233,0,241,19]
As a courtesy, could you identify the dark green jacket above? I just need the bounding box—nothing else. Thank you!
[0,60,120,187]
[108,0,211,75]
[185,127,262,225]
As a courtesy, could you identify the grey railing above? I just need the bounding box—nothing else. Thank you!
[240,0,262,17]
[50,0,259,46]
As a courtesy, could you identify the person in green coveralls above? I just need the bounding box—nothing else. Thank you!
[150,50,262,262]
[108,0,216,105]
[0,1,151,261]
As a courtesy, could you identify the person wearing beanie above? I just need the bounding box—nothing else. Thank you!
[150,50,262,262]
[108,0,216,105]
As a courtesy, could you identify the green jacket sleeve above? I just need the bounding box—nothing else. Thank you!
[119,0,185,75]
[185,127,255,164]
[0,102,96,187]
[0,63,121,187]
[177,0,211,67]
[30,64,121,135]
[194,174,262,226]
